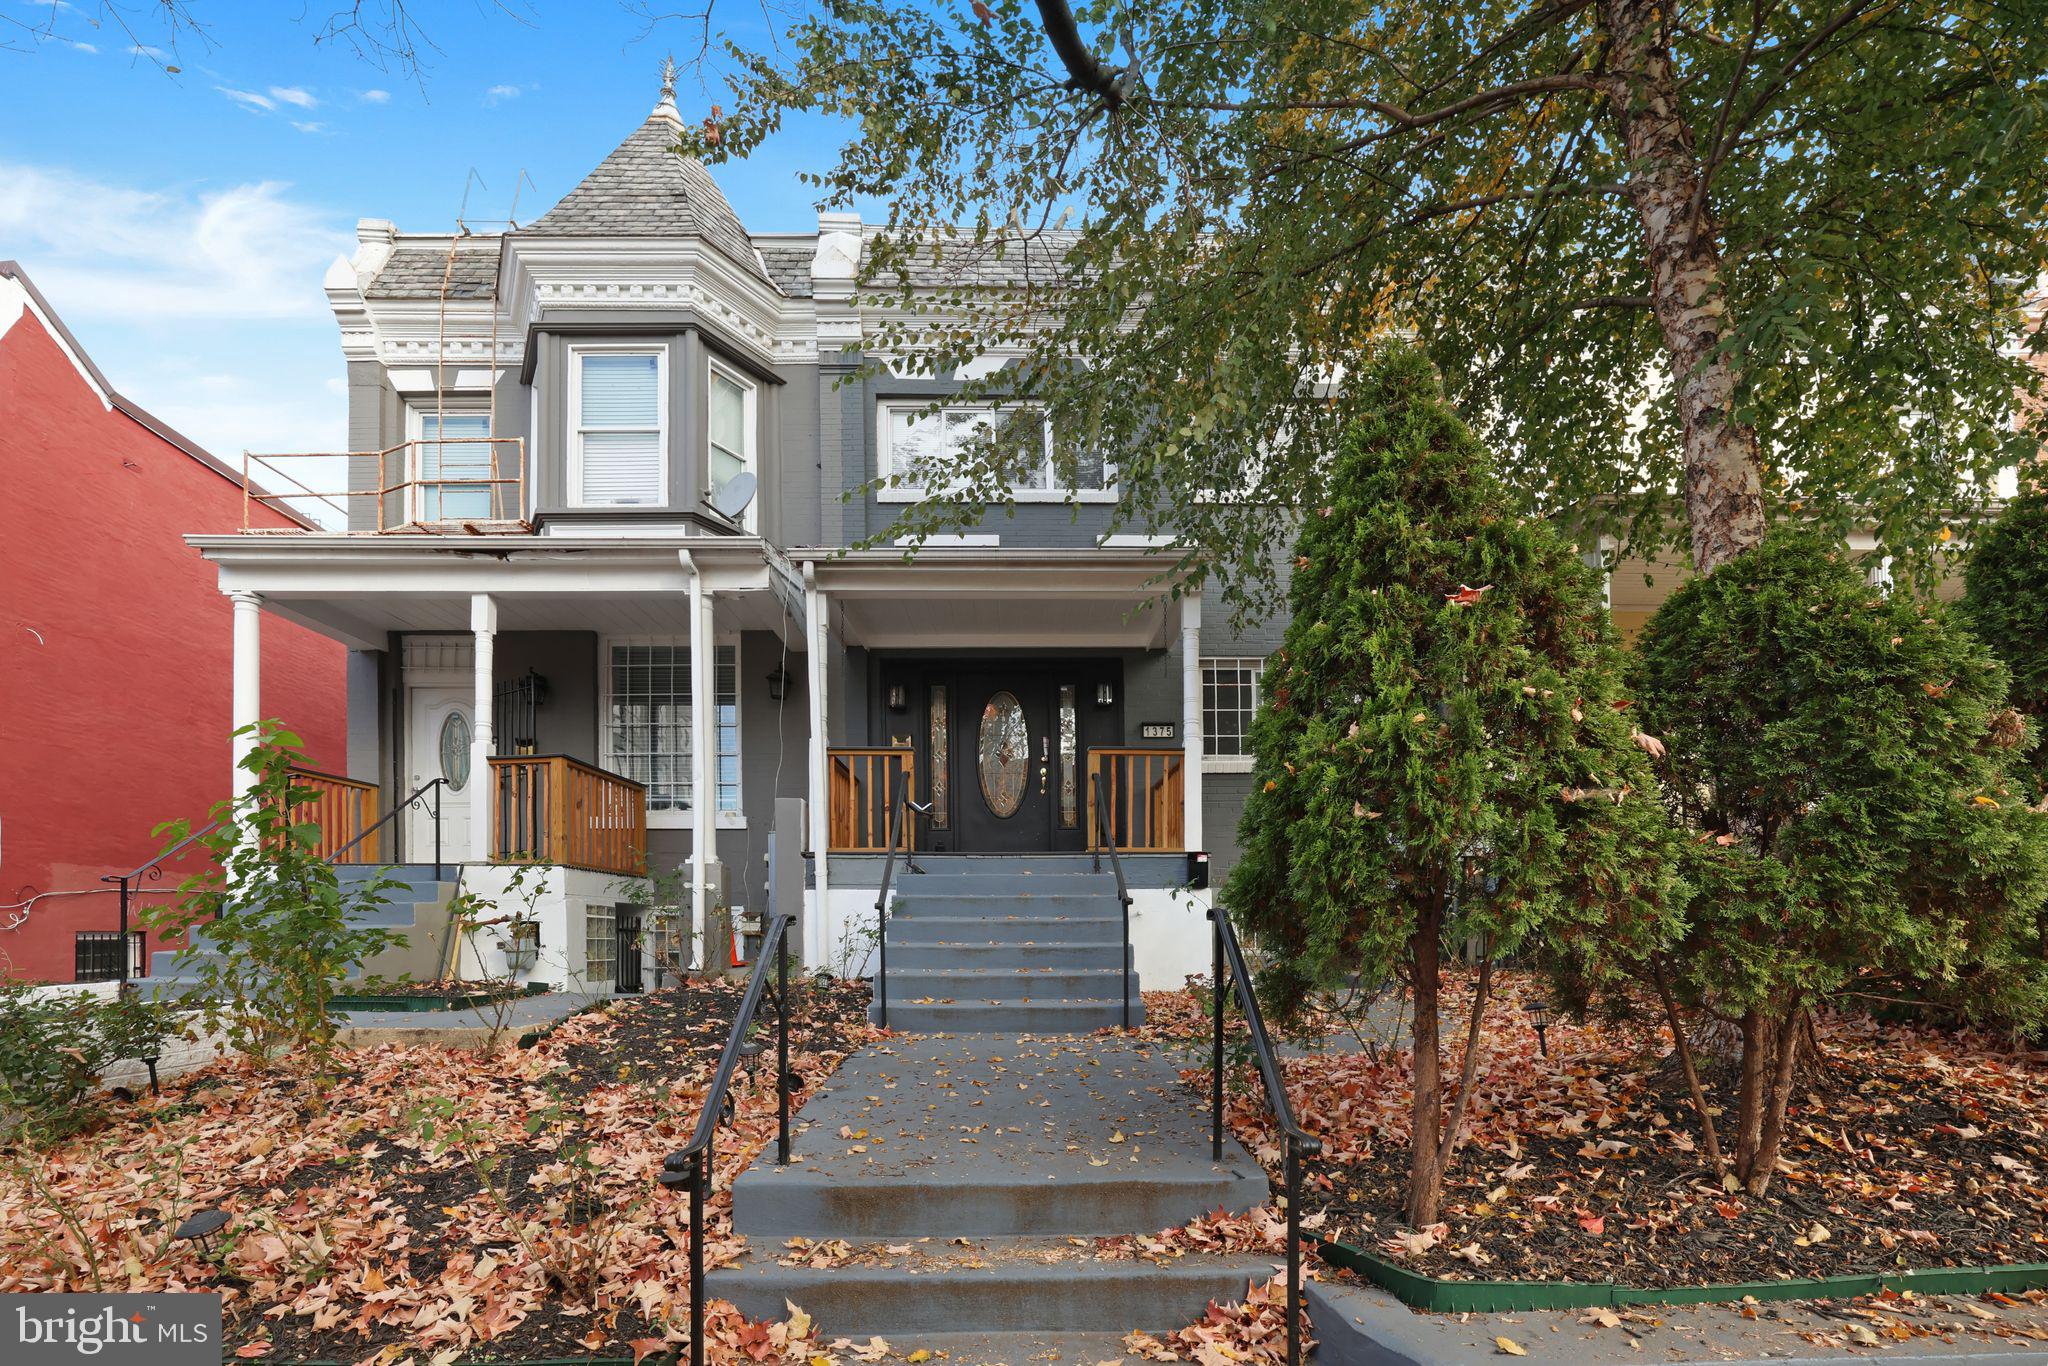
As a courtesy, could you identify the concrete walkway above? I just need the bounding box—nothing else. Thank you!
[334,989,608,1046]
[713,1033,1276,1334]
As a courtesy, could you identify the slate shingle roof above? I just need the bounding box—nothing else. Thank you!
[363,245,501,300]
[522,112,769,287]
[859,231,1084,290]
[757,244,815,298]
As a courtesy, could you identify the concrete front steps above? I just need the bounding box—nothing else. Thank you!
[714,1032,1273,1335]
[874,855,1143,1032]
[142,863,455,999]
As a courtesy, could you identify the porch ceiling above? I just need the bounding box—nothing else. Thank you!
[812,547,1189,650]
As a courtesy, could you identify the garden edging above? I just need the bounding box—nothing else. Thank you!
[1316,1236,2048,1313]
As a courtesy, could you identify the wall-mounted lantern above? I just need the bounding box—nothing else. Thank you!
[1094,682,1115,708]
[765,667,792,702]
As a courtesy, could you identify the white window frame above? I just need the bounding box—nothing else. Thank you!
[599,633,745,830]
[405,401,495,524]
[707,358,759,533]
[568,343,669,509]
[875,400,1116,503]
[1201,656,1266,772]
[582,902,617,985]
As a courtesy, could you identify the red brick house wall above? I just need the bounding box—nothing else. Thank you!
[0,270,347,983]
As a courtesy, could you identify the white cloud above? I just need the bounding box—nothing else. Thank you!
[0,162,350,322]
[483,83,524,106]
[358,88,391,104]
[268,85,317,109]
[217,85,275,113]
[129,44,166,58]
[291,121,327,135]
[65,38,96,53]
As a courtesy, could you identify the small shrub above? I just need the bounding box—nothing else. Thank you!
[1637,531,2048,1192]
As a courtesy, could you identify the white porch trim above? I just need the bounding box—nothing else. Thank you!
[469,593,497,863]
[1180,588,1203,854]
[229,589,262,800]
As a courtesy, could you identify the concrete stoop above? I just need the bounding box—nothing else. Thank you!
[141,863,455,1000]
[715,1028,1274,1335]
[873,857,1145,1033]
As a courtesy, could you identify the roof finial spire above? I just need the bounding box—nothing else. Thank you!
[654,55,678,118]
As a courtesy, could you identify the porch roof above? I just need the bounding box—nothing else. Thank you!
[185,533,788,651]
[802,545,1193,650]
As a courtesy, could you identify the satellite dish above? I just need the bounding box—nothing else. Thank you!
[704,471,757,525]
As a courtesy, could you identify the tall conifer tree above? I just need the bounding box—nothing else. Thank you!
[1227,346,1676,1228]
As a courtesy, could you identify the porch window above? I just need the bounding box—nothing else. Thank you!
[583,904,617,984]
[601,638,740,820]
[709,363,757,530]
[571,348,667,506]
[877,402,1112,502]
[412,410,494,522]
[1201,657,1265,759]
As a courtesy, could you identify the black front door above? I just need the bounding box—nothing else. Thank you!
[955,673,1055,852]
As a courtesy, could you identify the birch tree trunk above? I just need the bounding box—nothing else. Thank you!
[1600,0,1769,575]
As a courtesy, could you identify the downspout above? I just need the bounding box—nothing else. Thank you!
[679,549,714,969]
[803,559,830,970]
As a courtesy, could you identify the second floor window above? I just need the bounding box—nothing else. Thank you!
[572,348,666,506]
[878,402,1112,502]
[709,363,757,530]
[413,410,494,522]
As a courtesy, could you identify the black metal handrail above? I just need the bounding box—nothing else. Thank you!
[871,770,929,1029]
[1087,769,1136,1030]
[1211,904,1320,1366]
[331,776,448,876]
[99,818,225,994]
[658,910,795,1366]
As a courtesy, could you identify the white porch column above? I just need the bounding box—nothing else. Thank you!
[803,562,831,969]
[683,553,716,966]
[228,590,263,800]
[1180,589,1204,854]
[470,593,497,863]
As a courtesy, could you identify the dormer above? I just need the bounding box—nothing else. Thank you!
[500,67,794,537]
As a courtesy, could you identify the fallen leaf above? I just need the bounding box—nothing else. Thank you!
[1494,1337,1527,1356]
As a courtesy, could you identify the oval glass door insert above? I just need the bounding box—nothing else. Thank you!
[439,710,472,792]
[977,691,1029,818]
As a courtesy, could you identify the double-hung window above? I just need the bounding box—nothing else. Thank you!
[708,362,757,530]
[877,402,1112,502]
[572,348,667,506]
[1201,657,1266,768]
[602,637,741,824]
[412,409,494,522]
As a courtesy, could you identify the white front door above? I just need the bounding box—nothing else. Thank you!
[408,686,476,864]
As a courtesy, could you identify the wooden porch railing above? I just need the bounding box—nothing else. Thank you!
[1086,748,1186,852]
[828,748,917,852]
[288,766,381,862]
[490,755,647,876]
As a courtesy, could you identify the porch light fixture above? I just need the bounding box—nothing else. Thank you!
[174,1208,231,1254]
[887,684,908,712]
[765,666,792,702]
[1094,682,1114,708]
[1527,999,1553,1057]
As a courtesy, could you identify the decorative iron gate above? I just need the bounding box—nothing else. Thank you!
[615,905,643,994]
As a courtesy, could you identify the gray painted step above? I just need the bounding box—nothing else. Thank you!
[736,1035,1253,1239]
[874,999,1145,1032]
[889,874,1117,896]
[337,865,453,896]
[887,941,1128,970]
[829,1332,1143,1366]
[886,916,1122,946]
[885,967,1134,1000]
[707,1240,1276,1333]
[908,856,1108,874]
[890,893,1124,918]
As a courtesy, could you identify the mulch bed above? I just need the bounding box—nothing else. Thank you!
[0,975,881,1363]
[1135,972,2048,1290]
[342,979,533,1002]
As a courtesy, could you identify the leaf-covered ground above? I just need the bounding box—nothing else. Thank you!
[1134,972,2048,1289]
[0,978,883,1363]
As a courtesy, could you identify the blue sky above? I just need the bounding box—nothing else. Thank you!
[1,0,855,459]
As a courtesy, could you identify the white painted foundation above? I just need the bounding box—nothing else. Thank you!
[452,864,652,996]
